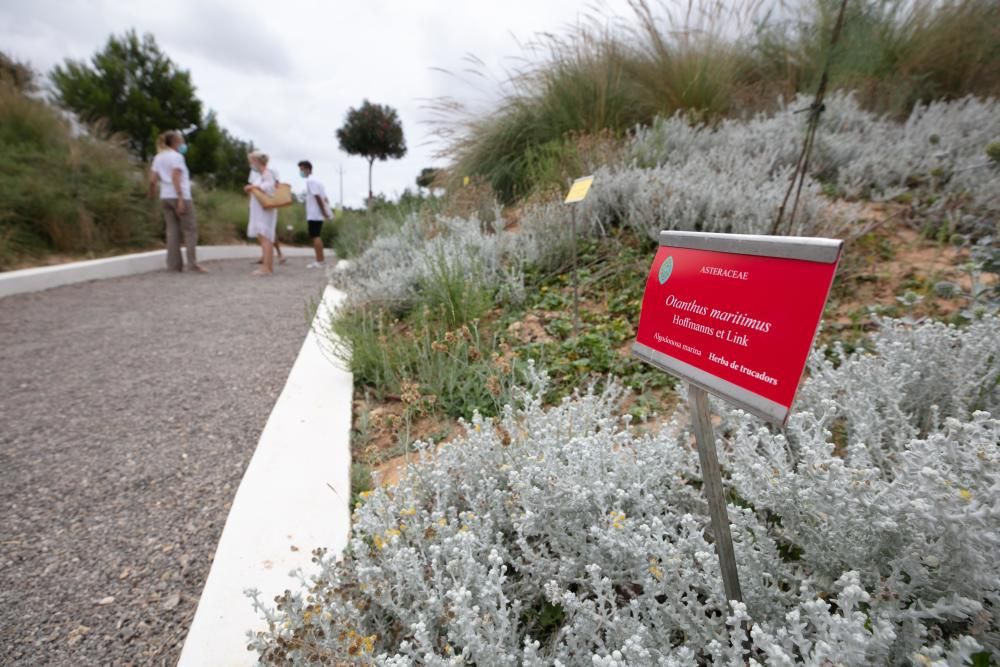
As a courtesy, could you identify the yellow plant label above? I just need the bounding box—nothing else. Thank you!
[564,175,594,203]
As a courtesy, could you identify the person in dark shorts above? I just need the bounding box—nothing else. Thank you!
[297,160,332,268]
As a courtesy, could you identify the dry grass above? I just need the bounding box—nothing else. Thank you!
[0,80,153,269]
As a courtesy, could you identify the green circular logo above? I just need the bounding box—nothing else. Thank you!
[658,255,674,285]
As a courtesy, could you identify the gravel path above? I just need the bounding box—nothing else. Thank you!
[0,259,328,666]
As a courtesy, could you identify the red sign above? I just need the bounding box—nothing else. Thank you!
[633,232,842,424]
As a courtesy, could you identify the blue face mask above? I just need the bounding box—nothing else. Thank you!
[178,143,189,155]
[299,170,308,178]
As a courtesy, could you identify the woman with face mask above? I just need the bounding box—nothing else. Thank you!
[148,130,207,272]
[244,151,283,275]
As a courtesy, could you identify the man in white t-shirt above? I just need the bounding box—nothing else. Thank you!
[148,130,207,272]
[297,160,332,268]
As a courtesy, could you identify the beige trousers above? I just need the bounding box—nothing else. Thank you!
[161,198,198,271]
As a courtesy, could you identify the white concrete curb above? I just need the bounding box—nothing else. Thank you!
[0,245,321,299]
[178,284,353,666]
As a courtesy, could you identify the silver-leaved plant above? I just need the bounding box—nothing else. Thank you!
[250,315,999,665]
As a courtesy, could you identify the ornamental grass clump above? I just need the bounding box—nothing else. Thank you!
[251,316,999,665]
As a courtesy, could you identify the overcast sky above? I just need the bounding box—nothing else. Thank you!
[1,0,638,207]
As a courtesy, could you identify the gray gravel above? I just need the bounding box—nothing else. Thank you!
[0,259,328,666]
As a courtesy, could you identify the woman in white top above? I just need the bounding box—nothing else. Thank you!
[148,130,208,273]
[244,151,284,275]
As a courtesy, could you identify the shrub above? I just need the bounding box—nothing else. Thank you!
[339,93,1000,318]
[328,208,401,259]
[250,315,999,664]
[328,208,531,313]
[194,191,401,257]
[590,153,829,242]
[329,133,848,316]
[626,92,1000,214]
[987,143,1000,166]
[193,188,248,245]
[724,316,1000,660]
[417,248,493,328]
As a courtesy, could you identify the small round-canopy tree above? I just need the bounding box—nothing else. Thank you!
[336,100,406,202]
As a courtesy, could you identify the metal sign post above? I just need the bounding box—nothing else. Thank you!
[688,384,743,604]
[564,176,594,336]
[633,231,843,609]
[571,205,580,335]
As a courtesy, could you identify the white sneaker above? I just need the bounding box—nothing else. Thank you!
[306,261,326,269]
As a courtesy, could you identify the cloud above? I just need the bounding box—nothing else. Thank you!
[160,3,295,77]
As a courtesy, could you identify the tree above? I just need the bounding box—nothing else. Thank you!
[336,100,406,202]
[184,110,223,177]
[50,30,201,161]
[185,111,255,190]
[416,167,441,194]
[210,126,256,190]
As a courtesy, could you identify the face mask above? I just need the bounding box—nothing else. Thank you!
[299,170,308,178]
[178,143,189,155]
[251,164,261,173]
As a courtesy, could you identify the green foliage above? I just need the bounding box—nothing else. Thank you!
[192,188,249,244]
[329,229,674,455]
[336,100,407,199]
[970,651,993,667]
[324,208,384,259]
[193,187,430,260]
[48,31,253,189]
[0,80,151,269]
[185,111,256,190]
[331,308,523,421]
[328,195,440,260]
[987,142,1000,166]
[526,600,567,643]
[349,463,373,509]
[274,202,351,252]
[174,190,434,268]
[50,30,202,162]
[519,237,675,401]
